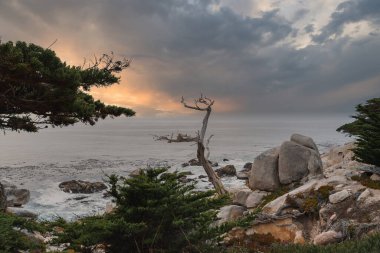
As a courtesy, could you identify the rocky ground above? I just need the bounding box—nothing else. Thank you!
[220,136,380,249]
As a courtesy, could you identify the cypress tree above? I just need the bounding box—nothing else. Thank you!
[0,40,135,132]
[337,98,380,167]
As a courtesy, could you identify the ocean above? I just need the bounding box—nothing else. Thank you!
[0,115,352,220]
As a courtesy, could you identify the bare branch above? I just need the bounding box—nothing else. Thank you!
[47,39,58,49]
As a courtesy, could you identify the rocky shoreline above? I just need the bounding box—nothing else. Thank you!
[219,137,380,248]
[2,133,380,251]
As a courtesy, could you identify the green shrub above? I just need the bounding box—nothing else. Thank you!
[351,174,380,189]
[0,212,45,252]
[270,233,380,253]
[57,168,229,253]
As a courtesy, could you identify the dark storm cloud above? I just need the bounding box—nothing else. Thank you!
[313,0,380,43]
[0,0,379,114]
[304,24,314,33]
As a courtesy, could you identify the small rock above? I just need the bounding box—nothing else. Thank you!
[105,202,116,214]
[245,191,268,208]
[188,158,201,166]
[103,192,112,198]
[236,171,249,180]
[223,158,229,162]
[181,163,189,168]
[59,180,107,194]
[198,175,207,179]
[129,168,143,177]
[243,162,252,170]
[370,174,380,181]
[294,230,305,244]
[357,189,372,202]
[216,165,236,177]
[329,213,337,221]
[329,190,351,204]
[217,205,246,225]
[232,190,251,206]
[313,230,343,245]
[178,176,193,183]
[212,162,219,167]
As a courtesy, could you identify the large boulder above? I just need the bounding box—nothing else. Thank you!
[248,147,280,191]
[59,180,107,194]
[290,133,319,152]
[0,183,6,212]
[278,141,322,185]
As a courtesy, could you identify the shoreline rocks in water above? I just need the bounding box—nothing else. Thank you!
[216,165,237,177]
[59,180,107,194]
[1,180,31,208]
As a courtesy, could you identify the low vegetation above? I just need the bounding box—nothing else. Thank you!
[270,233,380,253]
[351,174,380,189]
[0,212,45,252]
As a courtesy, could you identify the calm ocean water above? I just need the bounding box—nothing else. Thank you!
[0,115,352,220]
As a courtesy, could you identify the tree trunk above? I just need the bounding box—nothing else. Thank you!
[197,142,228,195]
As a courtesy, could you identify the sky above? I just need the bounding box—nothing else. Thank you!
[1,0,380,116]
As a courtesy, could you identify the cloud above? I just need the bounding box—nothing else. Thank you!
[313,0,380,43]
[0,0,379,115]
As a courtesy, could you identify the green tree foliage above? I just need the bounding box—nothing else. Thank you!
[0,212,45,252]
[0,40,135,132]
[57,168,228,253]
[337,98,380,167]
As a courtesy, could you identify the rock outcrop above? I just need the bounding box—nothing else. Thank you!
[59,180,107,194]
[249,134,323,191]
[225,142,380,249]
[6,188,30,207]
[1,180,31,207]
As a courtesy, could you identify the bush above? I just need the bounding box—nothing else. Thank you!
[270,233,380,253]
[57,168,229,252]
[0,212,45,252]
[337,98,380,167]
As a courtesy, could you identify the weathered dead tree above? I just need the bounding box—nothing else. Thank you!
[155,95,228,195]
